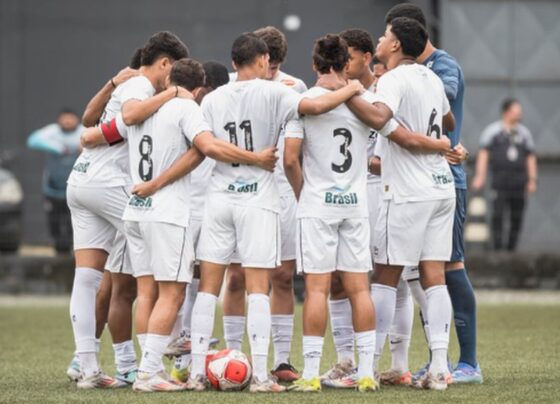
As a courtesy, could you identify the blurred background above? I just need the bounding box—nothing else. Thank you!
[0,0,559,292]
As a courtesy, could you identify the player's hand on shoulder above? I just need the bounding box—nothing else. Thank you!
[348,79,364,95]
[132,180,159,198]
[112,67,139,87]
[255,146,279,172]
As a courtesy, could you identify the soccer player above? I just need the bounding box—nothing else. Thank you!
[84,58,278,392]
[185,32,362,393]
[344,17,456,390]
[222,26,307,382]
[284,33,378,393]
[66,31,189,389]
[384,4,480,384]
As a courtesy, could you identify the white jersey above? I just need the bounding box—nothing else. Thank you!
[189,157,215,220]
[365,84,382,185]
[118,97,211,226]
[201,79,303,213]
[68,76,155,188]
[285,87,374,219]
[375,64,455,203]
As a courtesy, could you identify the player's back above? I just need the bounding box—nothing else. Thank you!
[293,87,373,219]
[201,78,302,212]
[377,64,455,203]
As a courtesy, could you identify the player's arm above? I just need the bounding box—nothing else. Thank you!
[82,67,138,126]
[433,58,460,102]
[121,86,193,126]
[471,149,489,191]
[298,80,363,115]
[132,146,205,198]
[193,131,277,171]
[443,111,455,132]
[284,138,303,200]
[526,153,538,194]
[27,125,65,154]
[346,97,393,130]
[386,124,450,153]
[80,117,125,149]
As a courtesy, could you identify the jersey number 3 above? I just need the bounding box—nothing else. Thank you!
[332,128,352,173]
[224,120,254,167]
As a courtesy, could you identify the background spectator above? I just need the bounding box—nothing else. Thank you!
[27,109,82,253]
[471,98,538,251]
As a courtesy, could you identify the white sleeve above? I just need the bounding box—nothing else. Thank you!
[284,119,304,139]
[274,83,305,123]
[200,97,214,131]
[115,113,128,139]
[374,72,403,116]
[181,102,212,143]
[120,77,154,104]
[442,91,451,116]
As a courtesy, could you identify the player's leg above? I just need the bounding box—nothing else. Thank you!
[95,269,111,344]
[327,274,355,369]
[491,190,506,250]
[446,188,482,383]
[223,263,246,350]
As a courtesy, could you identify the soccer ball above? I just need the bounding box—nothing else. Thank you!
[206,349,252,391]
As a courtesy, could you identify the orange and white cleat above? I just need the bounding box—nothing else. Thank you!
[271,363,300,383]
[132,370,187,392]
[379,369,412,386]
[77,371,119,389]
[249,375,286,393]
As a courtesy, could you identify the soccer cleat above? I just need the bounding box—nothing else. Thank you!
[271,363,300,382]
[132,370,186,392]
[165,336,220,358]
[379,369,412,386]
[288,377,321,392]
[66,358,81,382]
[185,374,207,392]
[170,365,190,383]
[249,375,286,393]
[113,369,138,387]
[76,371,119,389]
[320,359,355,388]
[411,362,429,383]
[451,362,483,384]
[357,376,380,392]
[415,371,452,391]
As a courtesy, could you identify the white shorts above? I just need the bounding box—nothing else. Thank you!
[402,265,420,281]
[190,216,203,254]
[279,194,297,261]
[67,184,129,252]
[124,221,194,283]
[197,199,281,269]
[367,181,383,261]
[374,198,455,266]
[104,231,133,275]
[296,217,372,274]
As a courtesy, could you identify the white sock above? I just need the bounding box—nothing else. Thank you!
[137,333,147,353]
[370,284,396,370]
[355,330,376,379]
[70,268,103,378]
[425,285,452,374]
[247,293,271,382]
[302,336,324,380]
[328,299,355,364]
[223,315,245,351]
[113,340,137,374]
[389,279,413,372]
[408,279,430,344]
[271,314,294,368]
[139,334,170,374]
[182,278,199,337]
[95,339,101,354]
[190,292,217,379]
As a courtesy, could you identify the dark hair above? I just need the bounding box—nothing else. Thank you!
[141,31,189,66]
[339,29,374,55]
[59,108,78,117]
[169,59,205,91]
[129,47,143,69]
[501,98,520,114]
[231,33,269,67]
[254,26,288,64]
[389,17,428,58]
[385,3,427,28]
[202,61,229,89]
[312,34,349,74]
[372,55,383,65]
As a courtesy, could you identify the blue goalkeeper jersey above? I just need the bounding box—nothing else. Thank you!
[423,49,466,190]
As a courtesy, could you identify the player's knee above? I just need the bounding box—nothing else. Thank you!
[272,269,294,292]
[226,270,246,292]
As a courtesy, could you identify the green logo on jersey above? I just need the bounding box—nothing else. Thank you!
[128,195,153,208]
[72,162,90,173]
[324,185,358,206]
[227,181,258,193]
[432,173,454,185]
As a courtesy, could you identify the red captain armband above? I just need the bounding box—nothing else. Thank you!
[100,118,124,146]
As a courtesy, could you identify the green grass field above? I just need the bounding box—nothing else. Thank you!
[1,296,559,403]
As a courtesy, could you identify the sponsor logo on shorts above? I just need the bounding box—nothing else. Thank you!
[128,195,153,208]
[432,172,454,185]
[324,185,358,206]
[227,181,258,193]
[72,161,90,173]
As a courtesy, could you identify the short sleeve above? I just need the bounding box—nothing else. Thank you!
[115,114,128,138]
[479,122,500,148]
[120,76,155,104]
[520,125,535,152]
[180,102,212,143]
[284,119,304,139]
[442,92,451,116]
[273,83,305,124]
[374,72,404,116]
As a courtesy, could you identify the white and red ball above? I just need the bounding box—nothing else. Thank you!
[206,349,252,391]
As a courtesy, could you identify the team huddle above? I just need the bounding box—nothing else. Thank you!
[66,3,482,394]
